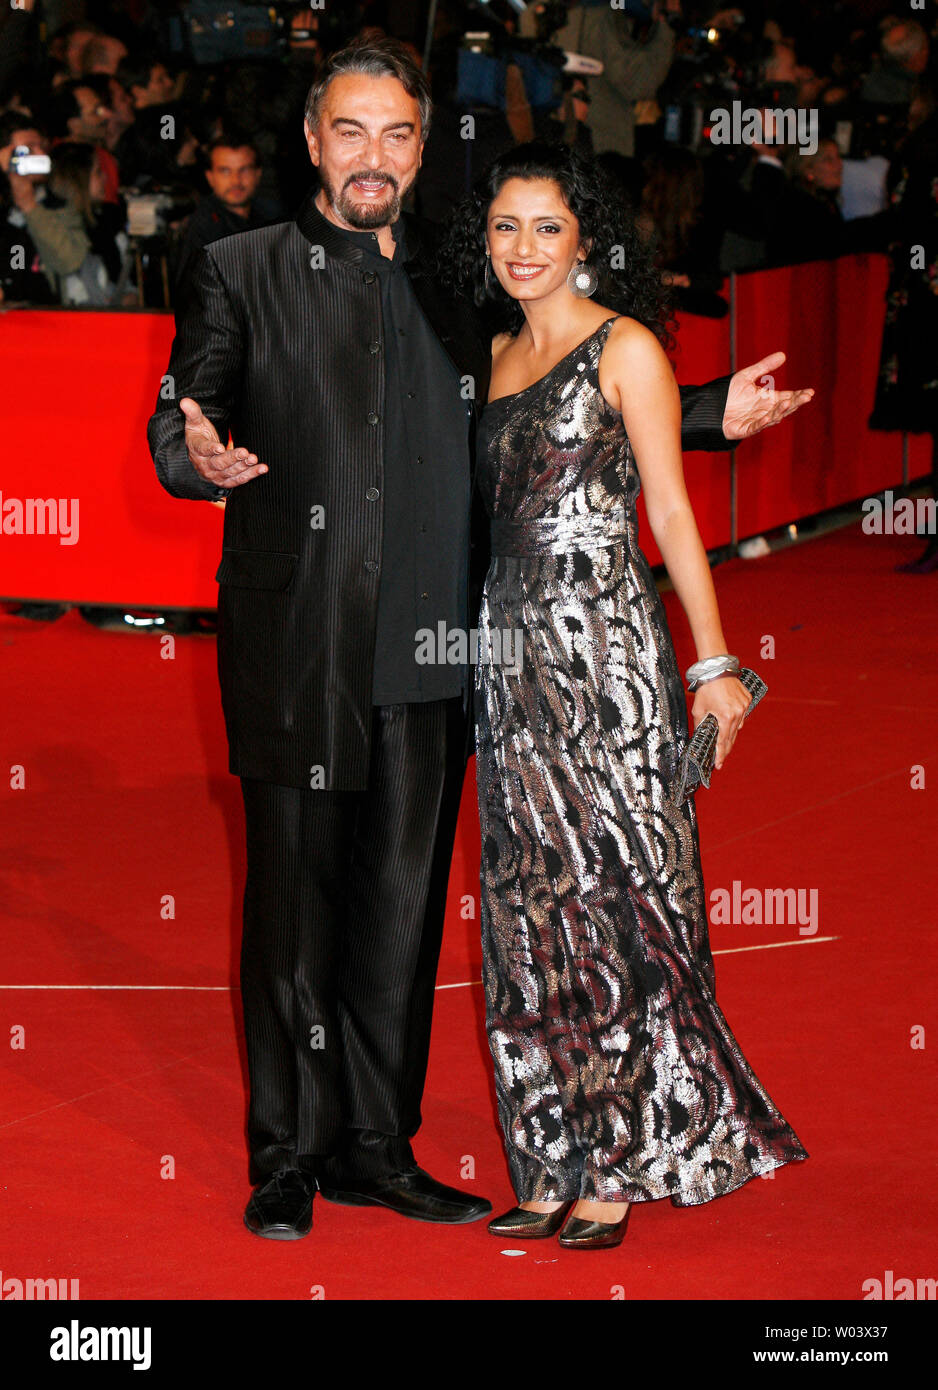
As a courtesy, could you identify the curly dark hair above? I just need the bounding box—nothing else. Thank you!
[438,140,673,347]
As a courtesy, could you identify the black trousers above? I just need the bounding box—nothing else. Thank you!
[239,698,467,1186]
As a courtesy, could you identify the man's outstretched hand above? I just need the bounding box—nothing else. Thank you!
[180,397,268,489]
[723,352,815,442]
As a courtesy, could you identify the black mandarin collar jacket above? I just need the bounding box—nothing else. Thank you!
[294,194,494,409]
[148,190,731,792]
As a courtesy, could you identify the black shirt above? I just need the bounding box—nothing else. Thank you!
[175,194,275,299]
[327,213,471,705]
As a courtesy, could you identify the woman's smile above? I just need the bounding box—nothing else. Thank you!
[505,262,548,281]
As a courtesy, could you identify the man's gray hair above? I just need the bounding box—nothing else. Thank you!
[304,36,432,141]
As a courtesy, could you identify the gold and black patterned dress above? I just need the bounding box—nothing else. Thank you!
[475,316,809,1205]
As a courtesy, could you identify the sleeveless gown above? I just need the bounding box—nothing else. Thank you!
[474,316,809,1204]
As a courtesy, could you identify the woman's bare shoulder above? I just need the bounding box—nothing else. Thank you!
[604,314,663,358]
[599,316,675,415]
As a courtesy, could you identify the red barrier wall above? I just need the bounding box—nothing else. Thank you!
[0,255,917,607]
[733,256,907,539]
[1,309,221,607]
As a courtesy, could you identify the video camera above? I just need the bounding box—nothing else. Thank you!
[455,0,625,116]
[658,9,776,150]
[166,2,353,67]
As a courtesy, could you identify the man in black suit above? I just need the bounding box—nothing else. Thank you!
[173,137,275,298]
[148,36,812,1241]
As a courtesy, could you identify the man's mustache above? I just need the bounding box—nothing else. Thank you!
[343,171,399,193]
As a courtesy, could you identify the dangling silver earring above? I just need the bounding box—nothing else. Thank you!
[567,259,598,297]
[484,252,497,297]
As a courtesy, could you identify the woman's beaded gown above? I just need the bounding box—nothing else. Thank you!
[474,316,808,1204]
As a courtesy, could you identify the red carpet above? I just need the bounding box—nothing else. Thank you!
[1,520,935,1300]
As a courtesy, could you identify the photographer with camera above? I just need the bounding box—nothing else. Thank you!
[46,140,132,306]
[520,0,679,157]
[0,110,89,305]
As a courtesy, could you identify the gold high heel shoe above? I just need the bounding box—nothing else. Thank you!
[487,1202,575,1238]
[557,1204,631,1250]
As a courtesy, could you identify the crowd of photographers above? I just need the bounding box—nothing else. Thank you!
[0,0,935,315]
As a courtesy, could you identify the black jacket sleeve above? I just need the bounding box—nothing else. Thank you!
[146,247,244,501]
[679,377,733,452]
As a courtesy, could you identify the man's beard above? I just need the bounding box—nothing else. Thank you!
[319,168,404,229]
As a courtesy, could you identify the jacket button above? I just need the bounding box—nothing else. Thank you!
[367,412,379,425]
[369,341,380,353]
[364,559,378,572]
[366,487,379,501]
[362,271,377,284]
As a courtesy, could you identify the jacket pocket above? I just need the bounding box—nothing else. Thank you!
[215,548,298,590]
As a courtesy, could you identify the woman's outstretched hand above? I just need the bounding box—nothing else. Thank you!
[691,675,753,770]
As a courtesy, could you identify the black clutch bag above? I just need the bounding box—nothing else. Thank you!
[675,667,767,804]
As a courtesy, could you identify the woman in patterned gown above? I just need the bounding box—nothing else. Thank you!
[444,142,808,1249]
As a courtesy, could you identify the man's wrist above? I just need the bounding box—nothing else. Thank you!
[716,373,734,440]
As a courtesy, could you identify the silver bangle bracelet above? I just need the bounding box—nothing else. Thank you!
[685,654,740,690]
[688,668,742,691]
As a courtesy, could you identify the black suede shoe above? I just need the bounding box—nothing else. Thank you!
[316,1165,492,1224]
[244,1168,313,1240]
